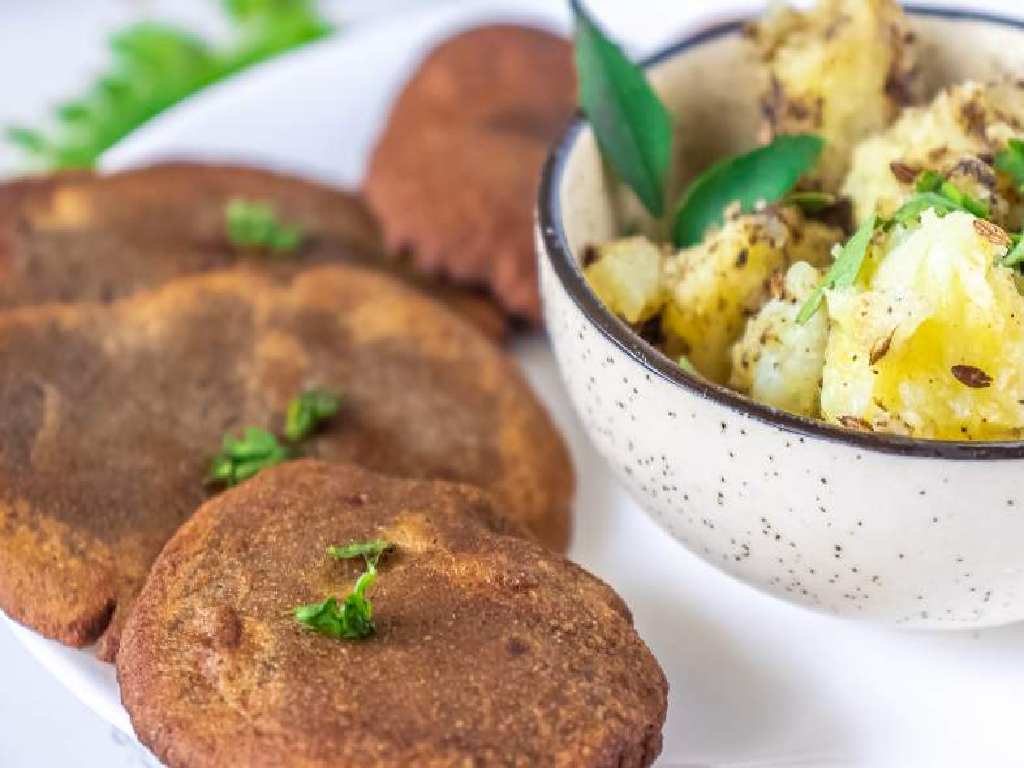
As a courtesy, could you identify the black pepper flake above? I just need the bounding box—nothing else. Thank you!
[951,365,993,388]
[581,244,600,268]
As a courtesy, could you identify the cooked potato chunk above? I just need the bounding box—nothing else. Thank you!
[749,0,919,190]
[820,210,1024,439]
[584,236,667,324]
[842,81,1024,229]
[662,206,840,383]
[730,261,829,417]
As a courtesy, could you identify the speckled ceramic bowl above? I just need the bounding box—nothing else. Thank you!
[538,7,1024,628]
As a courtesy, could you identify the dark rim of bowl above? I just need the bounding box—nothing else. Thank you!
[539,4,1024,461]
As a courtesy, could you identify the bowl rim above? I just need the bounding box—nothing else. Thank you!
[539,3,1024,461]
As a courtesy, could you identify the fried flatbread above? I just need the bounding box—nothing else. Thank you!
[117,461,665,768]
[0,162,507,342]
[364,25,576,322]
[0,265,573,659]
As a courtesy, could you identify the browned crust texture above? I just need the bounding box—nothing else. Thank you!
[117,461,665,768]
[0,162,508,343]
[363,25,577,323]
[0,265,573,658]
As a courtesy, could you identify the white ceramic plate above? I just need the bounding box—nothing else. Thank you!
[8,2,1024,766]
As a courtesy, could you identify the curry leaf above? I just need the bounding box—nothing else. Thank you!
[797,214,877,324]
[672,134,823,248]
[572,0,672,217]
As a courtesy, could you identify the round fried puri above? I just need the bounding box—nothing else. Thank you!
[364,25,576,322]
[0,162,507,342]
[0,265,572,659]
[118,461,666,768]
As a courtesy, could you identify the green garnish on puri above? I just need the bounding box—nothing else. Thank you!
[208,427,295,487]
[285,390,340,442]
[672,135,824,247]
[327,539,394,567]
[225,199,304,253]
[295,539,395,640]
[5,0,332,170]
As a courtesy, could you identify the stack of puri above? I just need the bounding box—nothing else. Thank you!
[0,24,668,768]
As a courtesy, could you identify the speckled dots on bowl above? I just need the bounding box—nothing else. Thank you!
[537,10,1024,628]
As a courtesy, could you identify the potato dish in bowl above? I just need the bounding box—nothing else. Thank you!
[584,0,1024,440]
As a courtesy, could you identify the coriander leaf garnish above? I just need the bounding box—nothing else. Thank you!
[208,427,295,487]
[672,135,824,248]
[889,172,989,226]
[6,2,331,170]
[572,0,672,217]
[225,199,304,253]
[328,539,395,567]
[296,540,395,640]
[1002,234,1024,267]
[797,214,877,324]
[995,139,1024,192]
[285,389,340,442]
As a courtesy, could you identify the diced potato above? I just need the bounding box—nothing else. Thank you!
[820,210,1024,439]
[584,236,667,324]
[662,206,841,383]
[748,0,919,190]
[842,81,1024,229]
[730,261,829,417]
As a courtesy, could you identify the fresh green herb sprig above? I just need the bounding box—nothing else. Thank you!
[226,199,304,254]
[797,171,1001,323]
[285,389,340,441]
[796,215,877,325]
[208,389,341,489]
[295,539,395,640]
[208,427,295,487]
[6,1,331,170]
[327,539,394,566]
[570,2,821,245]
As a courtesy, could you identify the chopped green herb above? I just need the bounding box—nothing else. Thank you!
[285,389,340,442]
[677,355,698,375]
[208,426,295,487]
[995,139,1024,192]
[296,540,395,640]
[888,172,989,226]
[226,199,304,253]
[672,135,824,248]
[5,2,332,170]
[571,0,672,217]
[327,539,394,567]
[797,214,877,324]
[1002,234,1024,267]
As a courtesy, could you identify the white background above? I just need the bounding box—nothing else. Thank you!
[2,1,1024,766]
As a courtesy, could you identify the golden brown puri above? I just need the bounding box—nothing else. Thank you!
[0,265,574,659]
[363,25,577,323]
[117,461,666,768]
[0,162,508,343]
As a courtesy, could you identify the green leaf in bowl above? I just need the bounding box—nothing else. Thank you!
[572,0,672,218]
[672,134,824,248]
